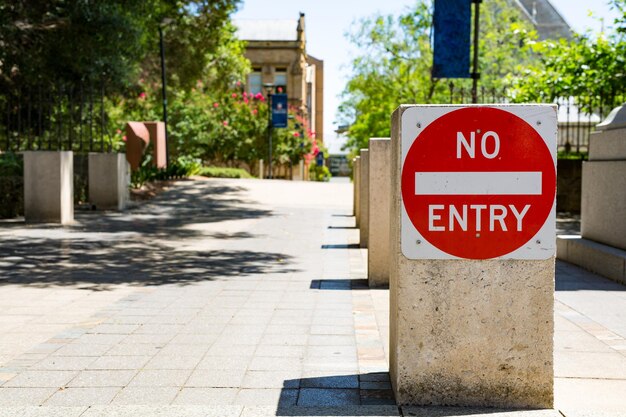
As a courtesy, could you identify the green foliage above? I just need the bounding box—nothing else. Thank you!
[339,0,536,153]
[197,166,253,178]
[0,0,243,94]
[508,31,626,113]
[309,164,331,182]
[0,152,23,177]
[0,153,23,218]
[557,151,588,160]
[131,155,201,188]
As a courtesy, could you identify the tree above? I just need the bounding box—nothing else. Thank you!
[508,0,626,114]
[0,0,242,93]
[338,0,536,152]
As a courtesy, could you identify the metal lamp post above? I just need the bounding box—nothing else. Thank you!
[263,83,275,179]
[159,18,174,165]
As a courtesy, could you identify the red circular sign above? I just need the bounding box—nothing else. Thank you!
[401,107,555,259]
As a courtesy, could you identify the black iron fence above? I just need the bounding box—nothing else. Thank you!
[448,82,626,153]
[0,81,113,154]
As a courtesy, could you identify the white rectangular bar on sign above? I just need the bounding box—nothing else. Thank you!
[414,171,542,195]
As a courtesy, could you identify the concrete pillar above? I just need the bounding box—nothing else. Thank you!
[389,106,554,408]
[359,149,369,248]
[368,138,391,287]
[88,153,130,210]
[352,158,357,216]
[354,156,361,227]
[258,160,264,179]
[581,112,626,251]
[23,151,74,224]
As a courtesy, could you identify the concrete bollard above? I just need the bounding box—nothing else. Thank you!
[367,138,391,287]
[389,105,556,408]
[23,151,74,224]
[359,149,369,248]
[88,153,130,211]
[258,160,264,179]
[352,158,357,216]
[354,156,361,227]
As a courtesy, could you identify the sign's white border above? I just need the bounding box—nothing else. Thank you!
[400,104,557,260]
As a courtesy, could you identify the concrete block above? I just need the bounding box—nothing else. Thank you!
[88,153,130,211]
[581,161,626,251]
[557,235,626,285]
[389,106,553,408]
[125,122,150,171]
[368,138,391,287]
[258,160,264,179]
[589,129,626,160]
[359,149,369,248]
[23,151,74,224]
[143,122,167,169]
[354,157,361,227]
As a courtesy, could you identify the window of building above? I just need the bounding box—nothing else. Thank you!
[249,68,262,95]
[275,68,287,94]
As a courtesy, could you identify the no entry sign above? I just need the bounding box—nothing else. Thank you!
[400,105,556,260]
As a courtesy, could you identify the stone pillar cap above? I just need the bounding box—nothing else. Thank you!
[596,104,626,131]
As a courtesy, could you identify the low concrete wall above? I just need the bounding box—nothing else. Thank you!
[23,151,74,224]
[558,235,626,285]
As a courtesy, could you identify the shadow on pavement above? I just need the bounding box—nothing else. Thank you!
[321,244,361,249]
[275,373,395,413]
[310,279,388,291]
[556,261,626,292]
[0,180,298,290]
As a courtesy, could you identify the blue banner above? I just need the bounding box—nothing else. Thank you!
[433,0,471,78]
[271,94,288,128]
[316,152,324,166]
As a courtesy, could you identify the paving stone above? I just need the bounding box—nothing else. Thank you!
[185,369,245,388]
[241,371,300,389]
[68,370,136,387]
[31,356,96,371]
[297,388,361,406]
[128,369,192,387]
[0,387,58,406]
[196,356,251,371]
[234,388,298,406]
[52,344,112,357]
[3,370,78,388]
[173,388,238,405]
[300,374,359,389]
[402,407,562,416]
[44,387,120,406]
[105,343,162,357]
[240,405,401,417]
[248,357,303,371]
[110,386,179,405]
[81,404,244,416]
[87,356,151,370]
[0,406,87,417]
[144,354,202,370]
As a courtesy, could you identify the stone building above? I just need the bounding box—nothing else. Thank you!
[234,13,324,145]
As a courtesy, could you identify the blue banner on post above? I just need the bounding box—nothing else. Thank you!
[271,94,288,128]
[316,152,324,166]
[433,0,471,78]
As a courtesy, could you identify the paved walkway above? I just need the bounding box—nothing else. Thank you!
[0,178,623,416]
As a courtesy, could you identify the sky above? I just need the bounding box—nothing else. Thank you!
[233,0,621,154]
